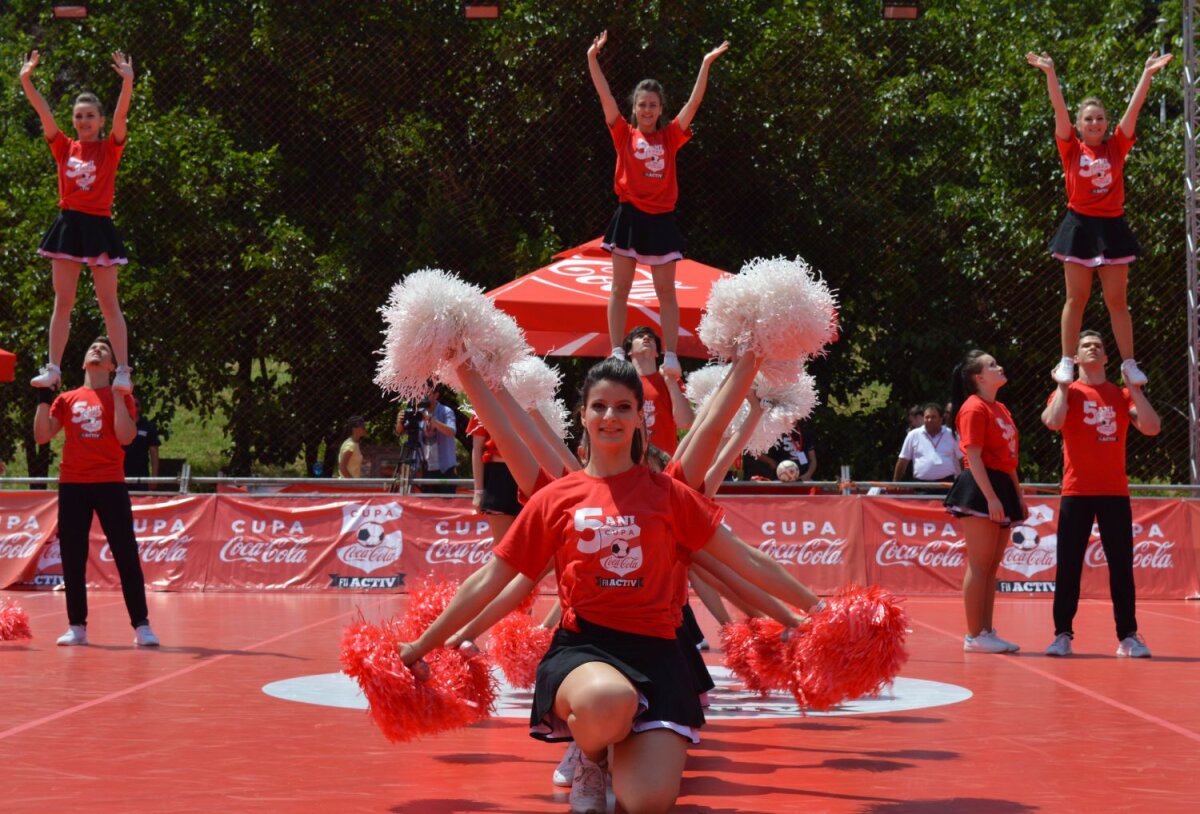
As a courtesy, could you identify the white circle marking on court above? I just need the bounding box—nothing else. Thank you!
[263,667,972,719]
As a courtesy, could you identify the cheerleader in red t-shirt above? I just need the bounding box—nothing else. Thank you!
[943,350,1027,655]
[1026,50,1172,388]
[588,31,729,378]
[20,51,136,395]
[399,358,818,814]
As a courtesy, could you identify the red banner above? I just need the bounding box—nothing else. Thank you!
[0,493,59,589]
[718,496,864,593]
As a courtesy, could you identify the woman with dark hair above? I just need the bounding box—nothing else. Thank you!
[944,350,1026,654]
[396,357,818,814]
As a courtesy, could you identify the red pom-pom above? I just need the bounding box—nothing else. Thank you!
[789,585,909,711]
[745,617,794,691]
[0,600,32,641]
[399,578,461,640]
[340,613,496,743]
[487,613,553,688]
[512,588,538,617]
[720,619,772,695]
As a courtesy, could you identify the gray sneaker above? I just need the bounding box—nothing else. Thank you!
[983,629,1020,653]
[56,625,88,646]
[1116,633,1151,658]
[963,633,1009,653]
[1044,633,1073,657]
[552,741,581,787]
[133,623,160,647]
[568,754,609,814]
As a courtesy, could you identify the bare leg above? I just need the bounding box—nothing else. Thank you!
[981,525,1009,631]
[1060,262,1094,357]
[91,265,128,367]
[48,259,84,366]
[610,729,689,814]
[607,253,637,352]
[961,517,1003,636]
[553,662,638,760]
[650,260,679,355]
[1097,264,1134,360]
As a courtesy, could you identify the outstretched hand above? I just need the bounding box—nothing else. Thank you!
[1144,51,1173,76]
[19,51,39,80]
[588,31,608,58]
[111,51,134,80]
[1025,51,1054,73]
[704,41,731,64]
[398,642,431,679]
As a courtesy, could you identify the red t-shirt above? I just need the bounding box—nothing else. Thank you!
[641,372,679,455]
[49,132,125,217]
[51,386,137,483]
[464,415,500,463]
[956,395,1018,475]
[1051,381,1132,496]
[1056,129,1134,218]
[609,117,691,215]
[493,464,725,638]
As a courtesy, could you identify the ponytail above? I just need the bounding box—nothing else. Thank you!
[948,349,988,433]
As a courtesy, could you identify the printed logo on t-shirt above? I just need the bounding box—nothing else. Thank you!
[644,399,657,430]
[66,156,97,191]
[1082,399,1118,441]
[72,401,103,437]
[634,137,665,177]
[574,507,645,580]
[995,416,1016,457]
[1078,152,1112,194]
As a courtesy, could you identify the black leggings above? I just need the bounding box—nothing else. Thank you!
[58,482,149,628]
[1053,495,1137,640]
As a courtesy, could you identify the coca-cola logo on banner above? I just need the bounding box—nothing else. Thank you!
[757,519,847,567]
[545,256,697,302]
[875,519,965,569]
[38,537,62,570]
[335,502,404,574]
[220,517,314,565]
[101,516,193,565]
[1086,520,1176,570]
[1,512,46,562]
[426,518,494,567]
[1000,503,1057,578]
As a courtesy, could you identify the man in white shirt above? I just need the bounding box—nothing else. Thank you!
[893,403,962,490]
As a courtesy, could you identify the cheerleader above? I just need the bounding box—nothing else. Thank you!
[588,31,729,377]
[21,51,137,393]
[1026,50,1172,387]
[943,350,1027,654]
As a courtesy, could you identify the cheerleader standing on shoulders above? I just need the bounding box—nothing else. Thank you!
[21,51,138,394]
[943,350,1027,654]
[1026,49,1172,387]
[589,31,728,377]
[399,358,820,814]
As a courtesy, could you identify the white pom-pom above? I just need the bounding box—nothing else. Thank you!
[504,356,562,409]
[535,398,572,441]
[683,364,731,414]
[455,307,530,388]
[698,256,838,362]
[741,367,819,455]
[375,269,489,401]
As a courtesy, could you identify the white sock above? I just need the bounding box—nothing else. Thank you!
[609,347,626,360]
[662,351,679,367]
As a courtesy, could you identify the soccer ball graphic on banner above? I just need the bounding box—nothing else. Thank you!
[1010,525,1039,551]
[356,522,386,549]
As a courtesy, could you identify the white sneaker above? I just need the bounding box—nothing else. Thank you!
[56,625,88,646]
[695,637,710,651]
[112,365,134,394]
[963,633,1009,653]
[1044,633,1073,657]
[1120,359,1148,387]
[133,623,160,647]
[568,754,608,814]
[983,629,1020,653]
[608,347,626,361]
[552,741,581,787]
[660,351,682,378]
[1116,633,1151,658]
[31,362,62,389]
[1051,357,1075,384]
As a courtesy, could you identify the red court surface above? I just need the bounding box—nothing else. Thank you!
[2,590,1198,814]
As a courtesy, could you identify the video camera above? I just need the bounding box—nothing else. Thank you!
[399,398,430,449]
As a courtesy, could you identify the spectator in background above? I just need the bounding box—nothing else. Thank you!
[420,384,460,494]
[744,420,818,482]
[893,402,962,492]
[907,404,924,431]
[122,396,161,491]
[337,416,366,479]
[623,325,692,454]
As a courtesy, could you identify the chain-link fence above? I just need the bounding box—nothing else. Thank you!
[0,0,1188,484]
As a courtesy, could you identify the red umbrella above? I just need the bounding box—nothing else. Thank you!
[487,238,728,358]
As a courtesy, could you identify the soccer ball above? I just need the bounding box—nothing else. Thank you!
[356,522,385,548]
[1010,525,1039,551]
[777,460,801,482]
[610,539,630,557]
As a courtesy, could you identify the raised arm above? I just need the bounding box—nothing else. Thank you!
[675,350,761,490]
[33,399,63,445]
[703,396,764,497]
[1118,51,1173,139]
[1127,383,1161,436]
[19,52,60,139]
[587,31,622,127]
[663,373,694,431]
[1042,382,1070,431]
[110,51,135,144]
[1026,51,1073,141]
[676,41,729,131]
[454,362,545,496]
